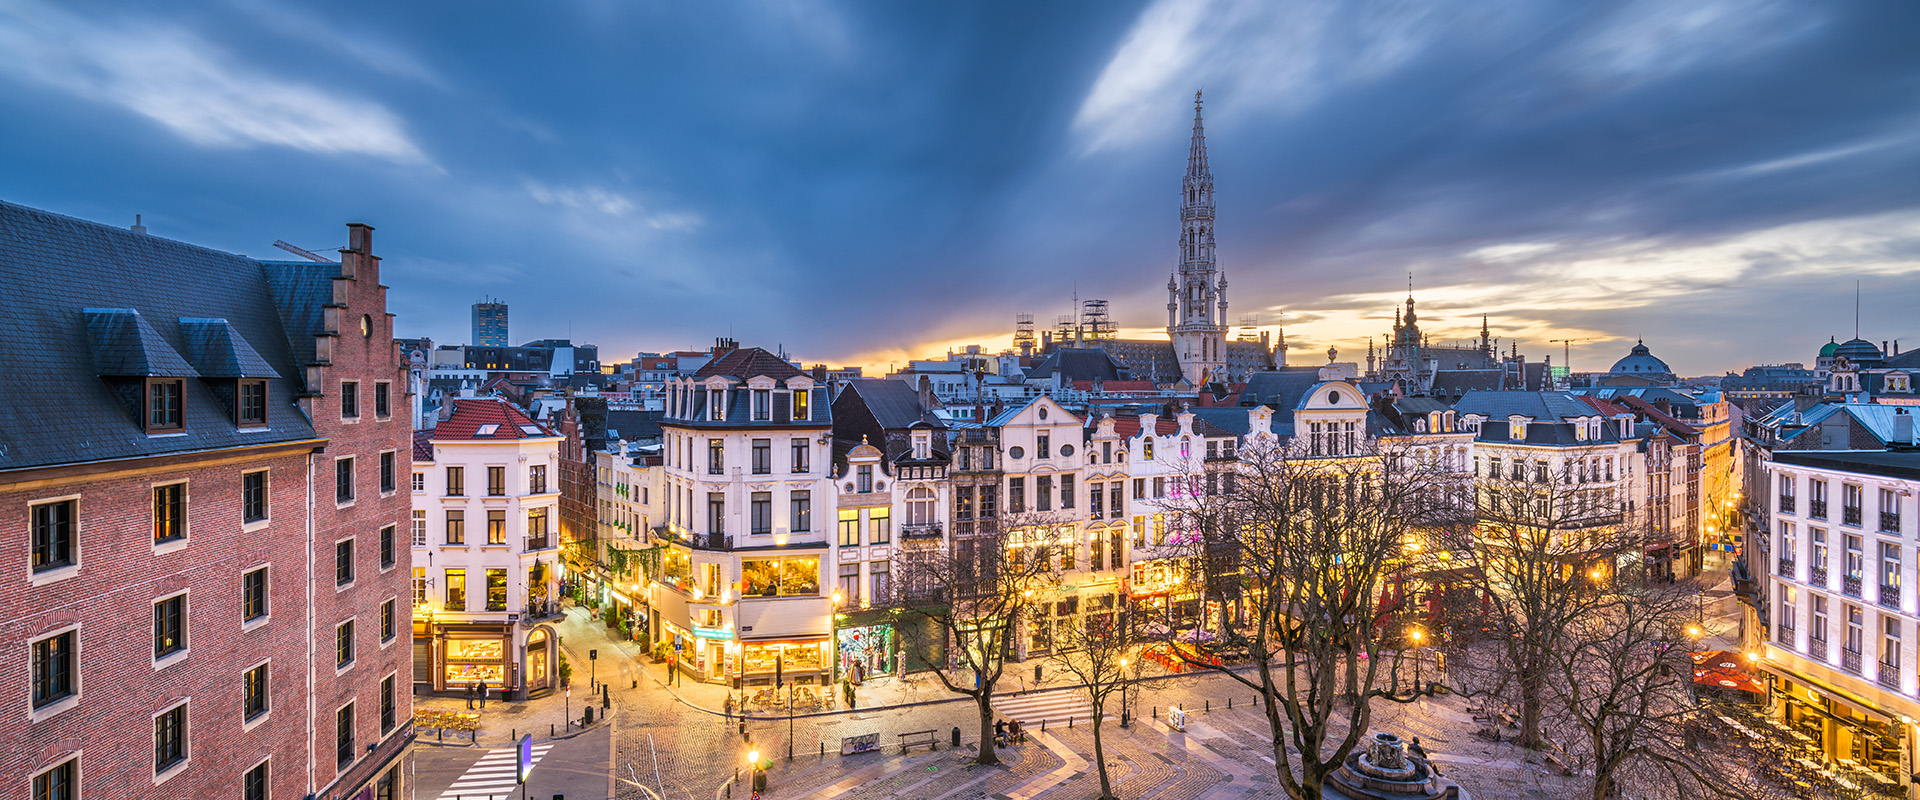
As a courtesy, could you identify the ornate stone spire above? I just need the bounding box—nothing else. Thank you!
[1169,90,1226,386]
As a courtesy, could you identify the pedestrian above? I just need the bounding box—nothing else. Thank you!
[464,681,474,709]
[477,681,487,709]
[724,692,735,720]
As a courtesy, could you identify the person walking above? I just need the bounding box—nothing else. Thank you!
[464,681,475,709]
[476,681,487,709]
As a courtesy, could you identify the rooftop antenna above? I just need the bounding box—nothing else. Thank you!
[1855,280,1861,340]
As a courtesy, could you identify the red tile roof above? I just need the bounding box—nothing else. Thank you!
[434,397,555,441]
[413,429,434,461]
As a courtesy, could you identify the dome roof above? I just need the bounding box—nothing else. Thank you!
[1609,340,1674,376]
[1819,339,1839,357]
[1833,338,1884,364]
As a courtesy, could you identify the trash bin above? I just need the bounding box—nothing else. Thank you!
[753,771,768,791]
[951,727,961,747]
[583,706,595,725]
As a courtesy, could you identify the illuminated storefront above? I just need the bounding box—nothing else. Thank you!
[836,623,895,682]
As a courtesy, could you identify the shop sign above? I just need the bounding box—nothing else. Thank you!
[693,626,732,640]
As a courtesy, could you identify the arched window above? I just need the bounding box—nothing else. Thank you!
[906,487,936,527]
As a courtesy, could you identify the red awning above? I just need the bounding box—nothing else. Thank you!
[1690,650,1764,693]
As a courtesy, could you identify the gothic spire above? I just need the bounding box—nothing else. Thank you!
[1188,91,1210,180]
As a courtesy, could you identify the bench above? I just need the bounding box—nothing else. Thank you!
[899,730,939,753]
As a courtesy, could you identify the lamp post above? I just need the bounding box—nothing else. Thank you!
[1119,656,1132,728]
[1409,627,1426,693]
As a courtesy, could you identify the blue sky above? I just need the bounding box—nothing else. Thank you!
[3,0,1918,377]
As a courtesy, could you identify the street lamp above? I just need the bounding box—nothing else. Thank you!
[1119,657,1132,728]
[1409,627,1426,693]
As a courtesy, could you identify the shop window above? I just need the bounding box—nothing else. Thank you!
[486,569,507,611]
[741,557,820,597]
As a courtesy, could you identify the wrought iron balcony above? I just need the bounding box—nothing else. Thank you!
[523,536,553,552]
[680,531,734,551]
[1809,500,1828,520]
[1779,496,1795,514]
[1843,506,1862,526]
[1880,584,1901,609]
[1883,512,1903,533]
[1843,648,1863,675]
[1809,635,1828,662]
[901,523,944,540]
[1879,662,1901,690]
[1844,575,1863,598]
[1774,626,1795,647]
[1777,558,1796,578]
[1809,567,1829,588]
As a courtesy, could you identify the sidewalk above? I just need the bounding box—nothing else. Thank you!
[414,605,626,747]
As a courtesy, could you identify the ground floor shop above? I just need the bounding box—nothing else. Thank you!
[1764,669,1912,797]
[836,622,896,682]
[413,620,560,699]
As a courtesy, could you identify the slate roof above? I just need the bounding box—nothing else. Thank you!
[1105,413,1236,439]
[413,429,435,462]
[1189,406,1256,436]
[179,317,280,377]
[0,200,319,471]
[605,410,664,442]
[435,397,555,441]
[1430,369,1503,398]
[1026,348,1134,382]
[694,347,803,380]
[840,380,944,429]
[1237,368,1323,411]
[1773,450,1920,482]
[1456,391,1609,421]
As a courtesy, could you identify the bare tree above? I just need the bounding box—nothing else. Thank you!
[892,515,1061,765]
[1046,612,1135,799]
[1158,440,1446,799]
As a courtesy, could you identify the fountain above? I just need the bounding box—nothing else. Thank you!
[1324,731,1470,799]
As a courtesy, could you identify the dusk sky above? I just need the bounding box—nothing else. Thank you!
[3,0,1917,377]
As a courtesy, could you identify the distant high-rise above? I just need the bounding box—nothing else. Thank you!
[472,299,508,346]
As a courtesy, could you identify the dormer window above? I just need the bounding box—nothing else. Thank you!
[752,389,771,421]
[913,432,930,460]
[237,379,268,427]
[857,465,873,493]
[793,389,810,422]
[708,389,724,421]
[146,378,184,433]
[1509,416,1528,441]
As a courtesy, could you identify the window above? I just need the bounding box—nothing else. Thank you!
[487,466,506,496]
[380,599,396,642]
[857,465,873,493]
[153,483,186,544]
[154,593,186,659]
[740,557,821,597]
[1037,476,1053,512]
[412,472,425,492]
[869,561,889,605]
[1844,484,1864,526]
[1882,542,1902,591]
[1883,488,1903,533]
[1091,532,1105,567]
[239,379,268,426]
[838,563,859,601]
[529,465,547,494]
[1009,477,1025,513]
[412,568,427,606]
[31,629,76,709]
[381,674,396,733]
[752,439,771,474]
[31,499,75,573]
[1142,439,1153,460]
[527,508,549,543]
[752,389,771,421]
[1060,474,1075,510]
[790,491,811,532]
[707,493,725,535]
[379,451,396,494]
[35,757,77,800]
[244,663,269,720]
[793,389,810,421]
[147,378,184,432]
[244,567,268,622]
[445,569,466,610]
[791,439,810,473]
[1811,479,1829,519]
[244,761,268,800]
[336,702,355,768]
[155,702,188,774]
[446,466,465,496]
[1884,617,1902,669]
[486,568,507,611]
[1110,484,1123,519]
[374,381,391,419]
[906,487,935,526]
[839,510,860,546]
[869,508,890,545]
[336,539,355,586]
[336,457,355,504]
[445,510,465,545]
[1847,534,1865,582]
[1153,477,1166,498]
[379,525,394,568]
[1813,595,1829,642]
[708,440,725,475]
[1812,527,1828,571]
[956,486,974,520]
[1110,531,1124,570]
[1037,434,1050,459]
[751,492,772,535]
[340,381,359,418]
[487,510,506,545]
[979,485,997,519]
[981,447,994,469]
[336,619,355,668]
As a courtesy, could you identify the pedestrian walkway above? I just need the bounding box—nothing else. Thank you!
[992,690,1092,726]
[432,741,553,800]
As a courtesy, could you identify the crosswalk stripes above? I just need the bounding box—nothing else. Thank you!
[434,742,553,800]
[991,690,1093,726]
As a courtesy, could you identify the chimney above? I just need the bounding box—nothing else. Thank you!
[130,214,147,234]
[1894,411,1914,446]
[347,222,373,254]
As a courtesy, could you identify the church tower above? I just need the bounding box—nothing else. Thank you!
[1167,91,1228,386]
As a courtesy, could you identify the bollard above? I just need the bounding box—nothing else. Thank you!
[550,724,555,737]
[1069,716,1074,728]
[952,727,961,747]
[1227,698,1232,710]
[511,728,516,742]
[632,679,638,689]
[1205,700,1210,713]
[820,742,825,757]
[438,728,444,743]
[1040,720,1046,733]
[1153,706,1157,720]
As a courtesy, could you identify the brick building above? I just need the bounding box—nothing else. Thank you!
[0,202,414,800]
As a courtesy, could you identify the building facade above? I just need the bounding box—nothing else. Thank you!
[472,300,508,347]
[0,204,414,800]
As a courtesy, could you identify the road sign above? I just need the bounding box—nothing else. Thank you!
[589,649,598,661]
[517,733,533,784]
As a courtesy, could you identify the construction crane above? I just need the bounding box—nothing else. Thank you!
[1549,338,1597,373]
[272,240,333,263]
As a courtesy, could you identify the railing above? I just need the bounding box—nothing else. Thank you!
[682,531,734,551]
[1879,662,1901,689]
[1775,626,1795,647]
[1809,567,1829,588]
[1810,635,1828,662]
[524,536,553,552]
[1810,500,1828,520]
[1844,575,1863,597]
[1843,648,1863,675]
[901,523,943,540]
[1777,558,1796,578]
[1779,496,1795,513]
[521,600,564,621]
[1844,506,1863,526]
[529,481,549,494]
[1883,512,1903,533]
[1881,584,1901,609]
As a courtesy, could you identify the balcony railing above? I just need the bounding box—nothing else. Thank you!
[1779,496,1796,513]
[1844,575,1863,597]
[1879,662,1901,689]
[1843,506,1863,526]
[1810,635,1829,662]
[1777,558,1796,578]
[524,536,553,552]
[1775,626,1796,647]
[1881,584,1901,609]
[1883,512,1903,533]
[1843,648,1863,675]
[1809,567,1829,588]
[901,523,944,540]
[682,531,734,551]
[1810,500,1828,520]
